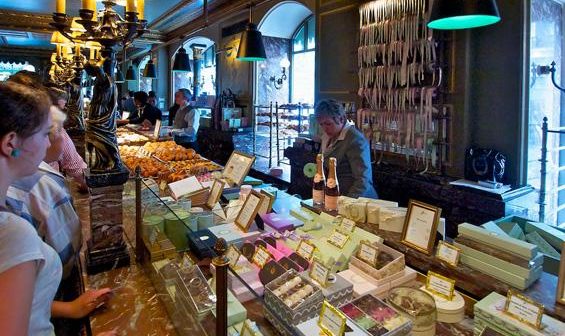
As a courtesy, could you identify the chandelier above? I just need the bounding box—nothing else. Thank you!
[51,0,147,77]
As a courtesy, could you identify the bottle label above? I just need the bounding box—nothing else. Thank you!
[325,195,338,210]
[313,189,324,203]
[327,179,337,188]
[314,174,323,183]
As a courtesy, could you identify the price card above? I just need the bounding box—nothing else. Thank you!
[296,240,315,261]
[239,319,254,336]
[327,230,350,249]
[338,217,356,234]
[309,259,330,287]
[153,119,162,138]
[206,178,225,209]
[436,240,461,267]
[252,246,273,268]
[425,271,456,301]
[235,191,262,232]
[226,244,241,268]
[357,242,378,266]
[318,300,346,336]
[503,289,544,330]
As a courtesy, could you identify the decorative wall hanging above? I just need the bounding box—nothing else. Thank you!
[357,0,451,173]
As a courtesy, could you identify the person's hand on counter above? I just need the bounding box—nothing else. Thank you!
[51,288,112,319]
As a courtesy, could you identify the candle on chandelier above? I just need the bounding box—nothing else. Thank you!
[56,44,62,57]
[75,45,81,56]
[89,47,95,61]
[56,0,66,14]
[137,0,145,20]
[82,0,96,11]
[126,0,136,13]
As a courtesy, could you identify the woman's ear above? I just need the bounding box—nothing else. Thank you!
[0,132,18,158]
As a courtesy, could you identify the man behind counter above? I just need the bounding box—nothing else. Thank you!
[128,91,162,125]
[315,99,378,198]
[171,88,200,151]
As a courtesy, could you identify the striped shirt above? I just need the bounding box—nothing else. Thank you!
[6,162,82,279]
[49,129,87,184]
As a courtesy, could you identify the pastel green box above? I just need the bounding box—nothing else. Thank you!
[474,292,565,336]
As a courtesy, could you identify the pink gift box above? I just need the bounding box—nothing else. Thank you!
[227,259,264,302]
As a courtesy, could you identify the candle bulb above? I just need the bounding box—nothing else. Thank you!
[89,47,95,61]
[75,45,81,56]
[56,0,66,14]
[137,0,145,20]
[56,45,62,58]
[82,0,96,11]
[126,0,136,13]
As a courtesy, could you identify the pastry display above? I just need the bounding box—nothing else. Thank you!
[116,129,149,145]
[387,287,436,336]
[340,294,411,336]
[122,156,170,178]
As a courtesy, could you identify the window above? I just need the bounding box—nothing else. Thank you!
[138,55,153,92]
[527,0,564,225]
[291,15,315,105]
[171,42,216,103]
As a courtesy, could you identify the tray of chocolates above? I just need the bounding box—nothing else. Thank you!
[387,287,436,336]
[339,294,412,336]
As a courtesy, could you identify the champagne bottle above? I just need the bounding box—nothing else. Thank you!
[312,154,325,206]
[325,157,339,211]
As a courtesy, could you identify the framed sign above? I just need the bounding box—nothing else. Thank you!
[318,300,346,336]
[206,178,225,209]
[557,242,565,305]
[239,319,254,336]
[504,289,544,330]
[309,259,330,287]
[296,240,316,261]
[436,240,461,267]
[425,271,456,301]
[257,189,275,215]
[222,151,255,187]
[327,230,350,249]
[252,245,273,268]
[235,190,262,232]
[338,217,356,234]
[401,200,441,255]
[357,242,378,267]
[226,244,241,268]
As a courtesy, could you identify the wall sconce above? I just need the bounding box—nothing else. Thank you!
[537,61,565,93]
[270,58,290,90]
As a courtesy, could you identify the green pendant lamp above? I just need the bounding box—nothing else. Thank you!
[236,3,267,61]
[172,46,191,72]
[428,0,501,30]
[143,58,157,78]
[125,65,136,81]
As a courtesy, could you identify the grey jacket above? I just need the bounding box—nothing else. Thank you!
[321,125,378,198]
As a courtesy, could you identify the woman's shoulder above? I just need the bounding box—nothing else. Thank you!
[0,212,40,240]
[0,212,44,273]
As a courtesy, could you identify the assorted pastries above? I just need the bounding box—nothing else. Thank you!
[116,130,149,145]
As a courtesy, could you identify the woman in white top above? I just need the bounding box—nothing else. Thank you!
[0,81,59,335]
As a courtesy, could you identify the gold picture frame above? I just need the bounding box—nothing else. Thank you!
[296,239,315,261]
[257,189,275,215]
[309,258,330,288]
[318,300,347,336]
[327,229,350,249]
[401,200,441,255]
[226,244,242,269]
[425,271,456,301]
[239,319,254,336]
[252,245,273,269]
[557,242,565,305]
[235,190,262,232]
[222,151,255,187]
[206,178,225,209]
[503,289,544,330]
[435,240,461,267]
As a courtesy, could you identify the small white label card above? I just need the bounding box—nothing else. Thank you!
[318,300,347,336]
[357,242,379,267]
[309,259,330,287]
[426,271,456,301]
[338,217,356,234]
[296,239,315,261]
[503,289,544,330]
[168,176,204,200]
[436,240,461,267]
[327,230,350,249]
[226,244,241,268]
[153,119,162,138]
[252,245,273,268]
[206,178,225,209]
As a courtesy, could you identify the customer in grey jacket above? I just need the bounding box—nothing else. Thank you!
[315,99,378,198]
[172,88,200,151]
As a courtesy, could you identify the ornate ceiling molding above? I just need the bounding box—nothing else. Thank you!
[0,10,53,34]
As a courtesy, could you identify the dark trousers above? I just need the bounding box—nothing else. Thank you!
[51,263,87,336]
